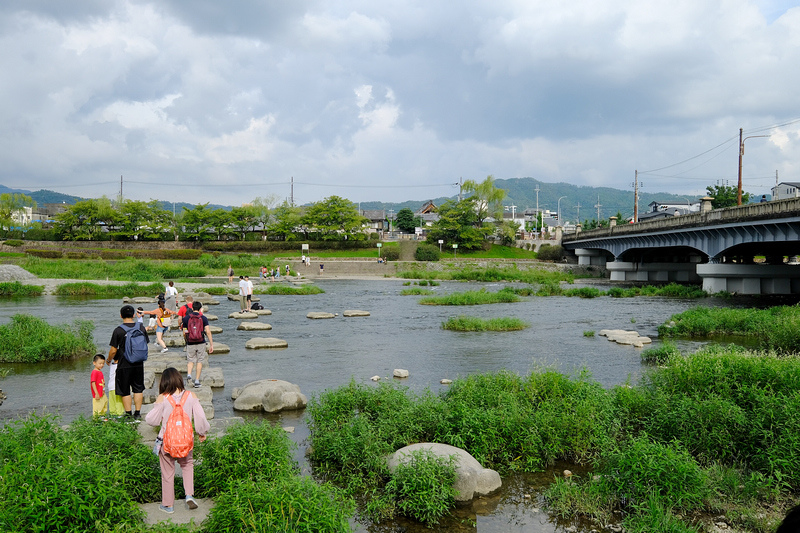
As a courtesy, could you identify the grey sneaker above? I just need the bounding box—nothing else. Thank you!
[159,505,174,514]
[186,496,198,510]
[194,380,201,388]
[186,374,193,382]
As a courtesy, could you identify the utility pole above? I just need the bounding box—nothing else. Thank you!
[594,195,602,224]
[737,127,769,206]
[119,175,123,204]
[534,185,540,236]
[290,177,294,207]
[632,170,640,223]
[574,202,581,223]
[458,177,463,202]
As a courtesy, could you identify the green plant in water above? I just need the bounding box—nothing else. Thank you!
[0,368,10,378]
[641,342,680,364]
[54,282,165,297]
[253,285,324,295]
[0,314,95,363]
[441,315,529,331]
[385,450,458,526]
[400,288,434,296]
[418,288,520,305]
[0,281,43,297]
[631,317,637,323]
[584,330,595,337]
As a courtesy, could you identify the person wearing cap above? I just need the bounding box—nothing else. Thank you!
[142,299,174,353]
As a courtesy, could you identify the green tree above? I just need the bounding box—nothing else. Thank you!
[181,204,216,241]
[0,193,36,231]
[269,201,302,241]
[209,209,234,241]
[252,195,278,239]
[54,199,109,240]
[302,196,367,240]
[395,208,418,233]
[425,199,484,251]
[706,184,751,209]
[462,175,506,227]
[230,206,259,240]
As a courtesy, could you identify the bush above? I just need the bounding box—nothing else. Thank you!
[418,288,520,305]
[369,232,380,240]
[26,248,63,258]
[195,421,297,497]
[441,315,529,331]
[0,415,156,532]
[641,342,681,364]
[3,239,23,247]
[383,247,400,261]
[0,314,95,362]
[203,477,355,533]
[385,450,457,525]
[415,244,441,262]
[537,244,564,261]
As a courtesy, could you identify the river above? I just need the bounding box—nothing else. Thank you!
[0,279,752,532]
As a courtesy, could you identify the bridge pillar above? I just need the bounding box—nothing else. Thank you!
[696,264,800,295]
[574,248,607,266]
[607,261,700,283]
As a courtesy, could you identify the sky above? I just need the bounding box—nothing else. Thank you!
[1,0,799,207]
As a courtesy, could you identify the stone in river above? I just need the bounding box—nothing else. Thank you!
[229,311,258,319]
[237,322,272,331]
[245,337,288,349]
[307,311,336,319]
[343,309,370,317]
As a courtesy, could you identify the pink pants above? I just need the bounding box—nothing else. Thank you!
[158,450,194,507]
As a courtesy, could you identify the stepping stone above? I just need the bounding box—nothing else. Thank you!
[252,309,272,315]
[228,311,258,319]
[200,298,220,305]
[123,296,158,304]
[343,309,370,317]
[237,322,272,331]
[394,369,409,378]
[211,343,230,354]
[204,314,218,321]
[307,311,336,319]
[208,325,223,334]
[245,337,288,349]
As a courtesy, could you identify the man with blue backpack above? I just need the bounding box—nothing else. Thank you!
[107,305,150,421]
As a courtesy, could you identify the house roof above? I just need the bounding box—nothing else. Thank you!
[774,182,800,188]
[361,210,386,221]
[415,201,437,215]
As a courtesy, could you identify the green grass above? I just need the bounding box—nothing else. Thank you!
[400,288,433,296]
[0,281,43,297]
[658,305,800,352]
[309,346,800,530]
[418,288,520,305]
[290,243,399,258]
[457,244,538,259]
[0,314,95,363]
[196,286,235,295]
[397,265,576,284]
[253,284,325,295]
[641,342,681,364]
[441,315,529,331]
[20,257,208,281]
[54,282,165,297]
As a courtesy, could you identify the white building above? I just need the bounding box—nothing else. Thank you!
[771,182,800,201]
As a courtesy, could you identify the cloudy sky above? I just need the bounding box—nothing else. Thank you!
[1,0,799,207]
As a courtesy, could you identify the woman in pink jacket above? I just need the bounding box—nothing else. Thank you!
[145,367,210,514]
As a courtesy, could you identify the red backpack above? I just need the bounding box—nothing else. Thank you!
[186,313,205,344]
[162,392,194,458]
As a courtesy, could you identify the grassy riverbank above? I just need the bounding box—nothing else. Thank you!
[418,288,520,305]
[0,281,43,297]
[397,265,576,283]
[0,417,353,533]
[514,282,708,299]
[0,314,95,363]
[54,282,165,297]
[307,346,799,531]
[658,305,800,352]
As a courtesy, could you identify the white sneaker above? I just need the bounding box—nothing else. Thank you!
[161,347,168,353]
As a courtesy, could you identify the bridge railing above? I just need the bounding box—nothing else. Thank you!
[562,197,800,242]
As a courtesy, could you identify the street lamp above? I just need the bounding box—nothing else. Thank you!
[452,243,458,259]
[737,128,770,206]
[557,196,567,227]
[377,242,382,260]
[438,239,443,253]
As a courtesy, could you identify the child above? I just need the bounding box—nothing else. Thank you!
[90,354,107,417]
[145,367,210,514]
[107,354,125,418]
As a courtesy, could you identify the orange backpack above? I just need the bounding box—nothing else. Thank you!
[163,392,194,458]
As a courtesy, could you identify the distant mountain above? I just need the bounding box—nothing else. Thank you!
[360,177,708,224]
[0,185,84,206]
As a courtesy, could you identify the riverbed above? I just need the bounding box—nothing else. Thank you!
[0,278,745,532]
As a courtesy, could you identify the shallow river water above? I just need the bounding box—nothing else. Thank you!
[0,279,752,532]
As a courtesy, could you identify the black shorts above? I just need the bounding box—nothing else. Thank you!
[115,365,145,396]
[246,295,252,301]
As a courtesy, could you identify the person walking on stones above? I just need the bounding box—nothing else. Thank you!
[143,299,173,353]
[238,276,247,312]
[145,367,209,514]
[107,305,149,421]
[183,301,213,389]
[164,281,179,312]
[227,264,234,284]
[245,275,254,312]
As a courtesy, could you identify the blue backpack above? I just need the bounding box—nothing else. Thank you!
[121,323,149,364]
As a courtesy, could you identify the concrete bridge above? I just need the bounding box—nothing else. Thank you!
[560,197,800,294]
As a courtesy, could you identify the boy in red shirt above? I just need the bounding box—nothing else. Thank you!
[90,354,107,417]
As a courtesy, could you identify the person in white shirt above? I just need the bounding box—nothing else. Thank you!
[237,276,247,312]
[245,276,254,311]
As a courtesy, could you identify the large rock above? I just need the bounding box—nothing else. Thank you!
[208,325,223,334]
[212,342,230,354]
[307,311,336,319]
[245,337,288,349]
[252,308,272,315]
[204,314,218,321]
[229,311,258,319]
[232,379,307,413]
[343,309,370,317]
[237,322,273,331]
[387,443,502,502]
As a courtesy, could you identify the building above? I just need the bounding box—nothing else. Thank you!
[638,200,699,221]
[771,182,800,201]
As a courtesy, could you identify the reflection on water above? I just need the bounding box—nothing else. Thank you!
[0,279,751,532]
